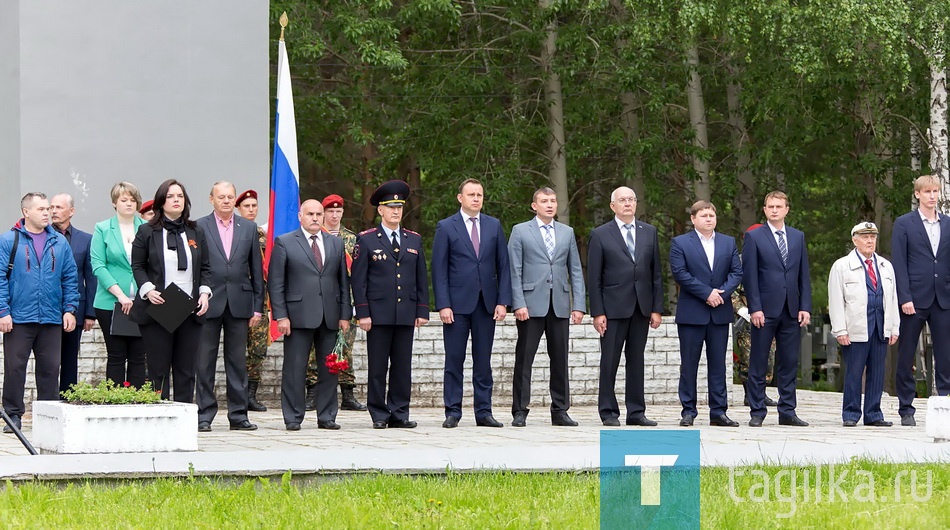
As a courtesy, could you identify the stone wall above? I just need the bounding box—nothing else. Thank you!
[3,315,732,412]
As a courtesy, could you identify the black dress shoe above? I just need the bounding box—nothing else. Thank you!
[626,416,658,427]
[373,420,388,429]
[511,411,527,427]
[318,420,341,430]
[901,415,916,427]
[679,416,694,427]
[710,415,739,427]
[764,396,778,407]
[602,418,621,427]
[388,419,417,429]
[842,420,857,427]
[198,422,212,432]
[749,416,764,427]
[229,420,257,431]
[3,415,21,434]
[476,415,504,428]
[778,415,809,427]
[286,423,301,431]
[442,416,460,428]
[552,413,578,427]
[866,419,893,427]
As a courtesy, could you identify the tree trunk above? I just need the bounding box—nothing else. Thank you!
[399,156,422,233]
[725,60,756,231]
[540,0,569,225]
[927,44,949,210]
[620,91,647,217]
[686,43,710,201]
[360,140,378,229]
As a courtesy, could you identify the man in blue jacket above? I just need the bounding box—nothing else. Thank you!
[0,192,79,433]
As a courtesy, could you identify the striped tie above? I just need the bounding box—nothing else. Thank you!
[543,224,555,260]
[776,230,788,266]
[623,224,636,261]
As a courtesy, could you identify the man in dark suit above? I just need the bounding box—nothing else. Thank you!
[670,201,743,427]
[891,174,950,426]
[588,186,664,427]
[432,178,512,428]
[50,193,97,393]
[194,182,264,432]
[268,199,351,431]
[508,187,585,427]
[742,190,812,427]
[351,180,429,429]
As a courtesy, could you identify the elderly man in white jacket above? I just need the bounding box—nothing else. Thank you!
[828,222,900,427]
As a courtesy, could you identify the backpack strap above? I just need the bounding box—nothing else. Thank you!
[6,230,19,280]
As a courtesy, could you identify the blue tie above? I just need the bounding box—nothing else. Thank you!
[623,224,636,261]
[543,224,555,260]
[777,230,788,266]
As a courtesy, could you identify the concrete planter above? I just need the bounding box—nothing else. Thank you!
[32,400,198,454]
[926,396,950,443]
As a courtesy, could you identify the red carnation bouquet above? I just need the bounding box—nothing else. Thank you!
[325,330,350,374]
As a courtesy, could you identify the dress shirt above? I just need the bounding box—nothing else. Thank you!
[918,209,941,257]
[213,212,234,260]
[696,230,716,270]
[302,228,325,268]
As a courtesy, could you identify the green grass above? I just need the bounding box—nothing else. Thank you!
[1,462,948,528]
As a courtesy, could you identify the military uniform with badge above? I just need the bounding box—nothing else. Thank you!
[351,180,429,429]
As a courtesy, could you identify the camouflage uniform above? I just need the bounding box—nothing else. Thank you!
[305,225,364,411]
[246,226,271,410]
[732,286,775,385]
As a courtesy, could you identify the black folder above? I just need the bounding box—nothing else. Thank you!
[145,282,195,333]
[110,302,141,337]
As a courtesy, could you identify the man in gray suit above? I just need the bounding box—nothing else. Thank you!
[268,199,352,431]
[508,187,586,427]
[195,182,264,432]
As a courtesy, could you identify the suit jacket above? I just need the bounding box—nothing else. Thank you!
[741,223,812,318]
[268,230,351,330]
[129,222,212,325]
[891,210,950,310]
[587,219,663,319]
[90,215,145,311]
[196,214,264,319]
[351,225,429,325]
[68,226,97,320]
[670,231,742,325]
[431,212,512,314]
[508,219,585,318]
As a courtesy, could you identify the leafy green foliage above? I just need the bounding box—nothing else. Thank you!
[60,381,162,405]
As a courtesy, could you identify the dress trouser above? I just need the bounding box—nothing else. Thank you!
[748,311,800,419]
[2,324,61,417]
[196,303,251,424]
[677,322,729,419]
[96,308,147,388]
[511,298,570,416]
[59,325,83,393]
[896,304,950,417]
[281,323,338,425]
[139,314,202,403]
[366,324,414,423]
[598,311,649,422]
[442,294,496,421]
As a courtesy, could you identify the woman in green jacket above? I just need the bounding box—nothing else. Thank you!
[90,182,147,387]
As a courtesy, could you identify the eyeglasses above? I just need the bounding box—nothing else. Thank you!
[613,197,637,204]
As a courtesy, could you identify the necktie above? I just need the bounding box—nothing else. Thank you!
[543,224,555,260]
[391,231,400,252]
[866,259,878,290]
[470,217,480,257]
[310,235,324,272]
[623,224,636,261]
[777,230,788,265]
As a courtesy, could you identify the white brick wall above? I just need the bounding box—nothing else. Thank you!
[2,315,733,411]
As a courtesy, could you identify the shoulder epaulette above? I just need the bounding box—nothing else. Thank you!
[358,228,377,236]
[341,226,357,237]
[403,229,420,236]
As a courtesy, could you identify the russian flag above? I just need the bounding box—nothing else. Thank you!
[266,19,300,340]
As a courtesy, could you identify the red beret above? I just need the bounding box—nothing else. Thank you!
[236,189,258,206]
[139,200,154,214]
[322,194,345,209]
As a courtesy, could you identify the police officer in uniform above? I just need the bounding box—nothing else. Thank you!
[351,180,429,429]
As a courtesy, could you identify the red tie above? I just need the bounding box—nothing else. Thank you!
[866,259,877,290]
